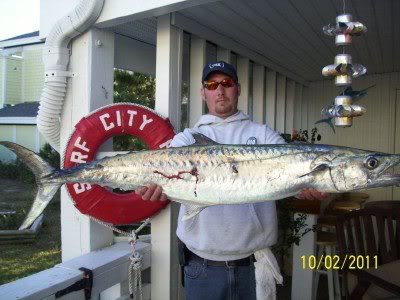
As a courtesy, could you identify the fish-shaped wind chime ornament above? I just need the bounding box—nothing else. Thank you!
[317,12,368,132]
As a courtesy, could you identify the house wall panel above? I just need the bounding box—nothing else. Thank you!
[252,65,265,124]
[275,74,286,133]
[285,79,295,134]
[114,34,156,75]
[0,58,4,106]
[5,58,22,105]
[265,70,277,130]
[189,36,206,127]
[24,49,45,102]
[302,72,400,201]
[0,125,14,141]
[15,125,37,152]
[293,83,303,130]
[237,56,250,114]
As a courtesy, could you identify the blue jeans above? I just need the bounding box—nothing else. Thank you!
[184,259,256,300]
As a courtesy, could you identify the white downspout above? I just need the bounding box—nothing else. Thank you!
[37,0,105,152]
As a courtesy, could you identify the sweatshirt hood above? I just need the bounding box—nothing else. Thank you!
[194,111,250,128]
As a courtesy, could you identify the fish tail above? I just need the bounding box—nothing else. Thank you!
[0,141,61,230]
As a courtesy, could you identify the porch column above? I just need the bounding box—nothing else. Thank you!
[301,86,309,130]
[265,70,277,130]
[294,83,303,130]
[285,79,295,135]
[237,56,249,114]
[1,57,6,108]
[217,47,231,63]
[276,74,286,133]
[252,64,265,124]
[189,36,206,127]
[153,13,183,300]
[60,28,114,261]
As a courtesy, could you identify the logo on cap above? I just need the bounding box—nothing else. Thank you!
[209,62,225,68]
[246,137,257,145]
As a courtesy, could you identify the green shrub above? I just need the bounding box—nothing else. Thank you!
[113,69,155,151]
[113,135,148,151]
[39,143,60,168]
[0,210,27,230]
[0,159,35,184]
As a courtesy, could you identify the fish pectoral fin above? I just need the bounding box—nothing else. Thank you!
[299,163,331,178]
[181,204,208,221]
[191,133,219,146]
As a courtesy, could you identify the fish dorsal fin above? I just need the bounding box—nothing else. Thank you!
[191,133,219,145]
[181,204,208,221]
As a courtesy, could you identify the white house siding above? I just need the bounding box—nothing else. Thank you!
[24,48,45,102]
[114,34,156,75]
[0,44,46,160]
[5,57,22,105]
[300,72,400,201]
[0,44,44,106]
[0,125,15,142]
[15,125,38,151]
[0,58,4,107]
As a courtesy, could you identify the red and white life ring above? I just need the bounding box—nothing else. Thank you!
[63,103,174,224]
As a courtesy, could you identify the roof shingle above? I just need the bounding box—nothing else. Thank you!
[0,31,39,42]
[0,102,39,117]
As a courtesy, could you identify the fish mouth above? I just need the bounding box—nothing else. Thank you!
[378,172,400,187]
[369,158,400,188]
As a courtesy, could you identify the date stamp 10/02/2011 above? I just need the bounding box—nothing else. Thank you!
[301,255,378,270]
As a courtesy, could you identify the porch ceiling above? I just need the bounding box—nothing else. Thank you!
[109,0,399,84]
[112,18,157,46]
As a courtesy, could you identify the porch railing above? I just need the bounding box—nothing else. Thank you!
[0,241,151,299]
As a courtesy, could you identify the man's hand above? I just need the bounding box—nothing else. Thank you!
[135,183,168,201]
[297,188,329,200]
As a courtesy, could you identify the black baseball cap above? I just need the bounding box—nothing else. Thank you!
[202,61,238,82]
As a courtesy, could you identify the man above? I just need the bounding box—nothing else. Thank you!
[136,61,327,299]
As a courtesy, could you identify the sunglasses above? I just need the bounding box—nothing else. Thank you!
[203,78,236,90]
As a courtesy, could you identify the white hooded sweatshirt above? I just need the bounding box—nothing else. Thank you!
[170,111,285,261]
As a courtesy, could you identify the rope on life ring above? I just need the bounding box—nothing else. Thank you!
[63,103,174,224]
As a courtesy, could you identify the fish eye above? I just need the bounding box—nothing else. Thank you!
[365,157,379,169]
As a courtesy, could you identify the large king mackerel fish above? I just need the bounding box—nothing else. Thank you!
[2,133,400,230]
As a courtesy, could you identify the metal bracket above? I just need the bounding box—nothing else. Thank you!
[45,70,75,78]
[55,267,93,299]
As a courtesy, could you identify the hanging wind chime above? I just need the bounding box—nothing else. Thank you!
[316,1,369,132]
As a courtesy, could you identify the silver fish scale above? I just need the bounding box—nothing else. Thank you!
[142,145,322,205]
[43,143,393,205]
[52,145,321,192]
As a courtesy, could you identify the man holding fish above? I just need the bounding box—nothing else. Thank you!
[5,60,399,299]
[0,62,400,299]
[136,61,328,300]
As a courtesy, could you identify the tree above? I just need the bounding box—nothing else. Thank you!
[113,69,155,151]
[114,69,155,108]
